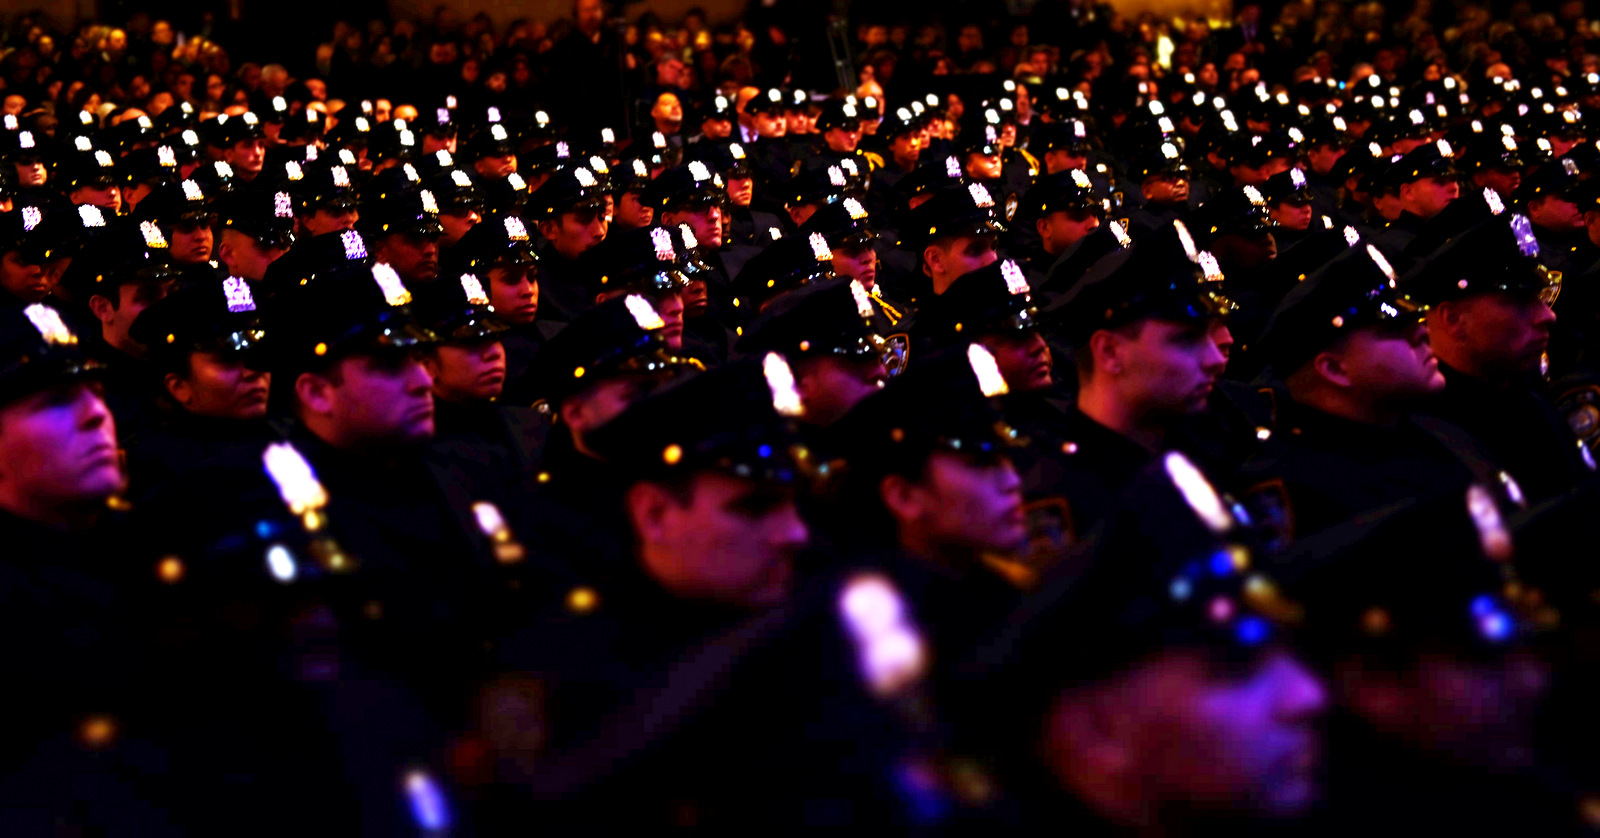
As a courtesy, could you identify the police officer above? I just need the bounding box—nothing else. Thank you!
[1260,167,1320,249]
[413,269,546,490]
[902,180,1005,302]
[82,221,181,443]
[122,275,277,499]
[729,229,835,318]
[133,177,226,284]
[1401,213,1589,501]
[1122,141,1194,236]
[1011,167,1104,286]
[214,112,268,184]
[529,163,610,324]
[1517,160,1593,279]
[1370,139,1462,259]
[453,213,548,404]
[1243,241,1518,539]
[358,186,445,287]
[213,186,295,282]
[0,203,56,305]
[736,277,890,429]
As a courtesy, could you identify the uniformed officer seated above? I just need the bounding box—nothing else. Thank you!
[736,278,889,428]
[528,164,610,322]
[647,161,726,251]
[0,300,121,529]
[608,157,656,231]
[423,164,484,249]
[213,186,295,282]
[586,355,810,607]
[215,112,267,183]
[917,258,1052,393]
[134,176,219,273]
[780,164,849,227]
[358,187,445,287]
[1243,241,1519,538]
[0,204,56,304]
[904,180,1005,297]
[965,463,1326,831]
[122,276,276,498]
[728,229,835,317]
[1401,213,1587,502]
[292,157,361,237]
[1013,168,1104,283]
[581,224,698,350]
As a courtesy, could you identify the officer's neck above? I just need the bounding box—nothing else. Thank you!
[1293,385,1406,429]
[1076,381,1166,452]
[896,528,983,576]
[297,418,422,460]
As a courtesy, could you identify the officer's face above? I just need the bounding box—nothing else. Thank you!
[95,279,172,354]
[980,330,1053,392]
[169,220,213,264]
[651,93,683,129]
[72,184,121,213]
[13,159,46,186]
[439,208,481,246]
[1045,149,1089,174]
[889,133,923,168]
[1143,173,1190,205]
[475,153,518,178]
[308,351,435,445]
[1332,320,1445,400]
[225,139,266,174]
[784,110,810,134]
[1271,200,1315,231]
[379,233,440,284]
[542,209,608,261]
[488,266,538,325]
[0,382,124,513]
[1112,317,1227,416]
[754,111,786,139]
[1037,209,1101,254]
[1473,168,1521,201]
[1043,648,1327,818]
[627,472,806,608]
[1308,144,1346,176]
[165,350,270,420]
[424,339,506,402]
[926,234,999,293]
[305,206,358,236]
[219,230,287,281]
[1530,194,1585,233]
[0,250,49,301]
[825,125,862,153]
[656,290,687,346]
[1400,176,1460,218]
[965,151,1003,181]
[794,354,886,426]
[830,244,878,289]
[702,117,732,140]
[725,176,753,207]
[1436,292,1556,377]
[888,450,1027,554]
[665,205,722,250]
[615,191,654,229]
[1213,231,1278,271]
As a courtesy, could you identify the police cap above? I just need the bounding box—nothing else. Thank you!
[1253,242,1421,373]
[531,293,699,405]
[1400,213,1559,306]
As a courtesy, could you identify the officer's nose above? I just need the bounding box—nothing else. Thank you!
[1531,298,1558,330]
[421,240,439,258]
[995,456,1023,497]
[766,500,810,551]
[1200,332,1228,374]
[467,210,482,225]
[404,357,434,392]
[78,386,114,434]
[1025,330,1049,359]
[481,340,505,363]
[1270,652,1330,723]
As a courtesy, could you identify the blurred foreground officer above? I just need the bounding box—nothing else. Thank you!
[122,276,277,499]
[0,302,334,833]
[1244,242,1519,540]
[214,187,295,282]
[962,454,1327,831]
[1403,213,1591,502]
[471,358,913,829]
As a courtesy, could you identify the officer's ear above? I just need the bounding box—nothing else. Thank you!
[1310,350,1353,388]
[535,217,559,240]
[921,242,945,275]
[624,480,689,546]
[1041,678,1137,790]
[878,472,931,527]
[1086,329,1124,377]
[87,293,117,325]
[295,369,338,415]
[164,371,193,407]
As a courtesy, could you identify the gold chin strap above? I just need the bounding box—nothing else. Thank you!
[870,288,903,325]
